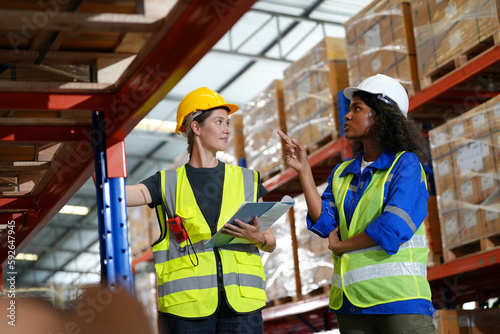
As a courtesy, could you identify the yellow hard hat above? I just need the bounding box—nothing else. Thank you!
[175,87,239,135]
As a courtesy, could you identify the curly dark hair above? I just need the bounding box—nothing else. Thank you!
[349,91,429,162]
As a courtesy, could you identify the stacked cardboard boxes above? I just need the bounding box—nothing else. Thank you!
[262,212,297,302]
[434,308,500,334]
[128,205,160,257]
[242,80,286,178]
[293,183,333,296]
[283,37,348,151]
[344,0,420,96]
[411,0,500,88]
[262,183,332,302]
[429,94,500,261]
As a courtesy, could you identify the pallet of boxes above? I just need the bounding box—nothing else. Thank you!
[344,0,420,97]
[411,0,500,89]
[241,80,286,179]
[429,95,500,263]
[282,36,348,153]
[262,183,334,306]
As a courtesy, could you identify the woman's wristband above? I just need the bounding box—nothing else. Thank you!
[255,235,267,249]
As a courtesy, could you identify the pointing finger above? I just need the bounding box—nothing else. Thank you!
[278,130,295,147]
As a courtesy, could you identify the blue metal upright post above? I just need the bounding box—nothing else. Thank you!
[109,177,133,292]
[92,111,132,293]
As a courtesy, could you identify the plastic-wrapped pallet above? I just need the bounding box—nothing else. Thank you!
[411,0,500,89]
[283,37,348,152]
[262,211,297,302]
[242,80,286,178]
[134,267,158,334]
[344,0,419,96]
[429,94,500,262]
[128,205,160,257]
[293,183,333,296]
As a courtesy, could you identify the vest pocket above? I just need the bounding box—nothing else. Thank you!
[233,251,267,301]
[160,261,200,307]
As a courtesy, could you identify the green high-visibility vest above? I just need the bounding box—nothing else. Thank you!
[329,152,431,309]
[153,164,267,318]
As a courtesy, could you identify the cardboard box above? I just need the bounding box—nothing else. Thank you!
[429,121,450,159]
[458,207,484,243]
[439,210,461,249]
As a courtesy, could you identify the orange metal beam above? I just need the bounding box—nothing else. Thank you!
[0,126,92,142]
[427,248,500,281]
[0,92,115,111]
[409,45,500,111]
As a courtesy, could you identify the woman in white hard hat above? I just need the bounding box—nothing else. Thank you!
[125,87,276,333]
[279,74,436,334]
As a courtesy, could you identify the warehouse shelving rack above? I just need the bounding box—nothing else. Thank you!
[0,0,258,291]
[261,44,500,333]
[0,2,498,333]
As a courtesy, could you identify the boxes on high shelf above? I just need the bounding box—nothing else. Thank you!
[283,37,348,151]
[429,95,500,257]
[344,0,419,96]
[411,0,500,88]
[242,80,286,178]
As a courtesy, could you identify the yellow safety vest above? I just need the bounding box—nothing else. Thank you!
[329,152,431,309]
[152,164,267,318]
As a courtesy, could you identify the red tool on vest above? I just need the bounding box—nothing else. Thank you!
[167,216,188,243]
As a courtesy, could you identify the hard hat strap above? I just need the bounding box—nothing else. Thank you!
[180,110,203,138]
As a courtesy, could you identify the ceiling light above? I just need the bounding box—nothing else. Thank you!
[136,119,177,133]
[16,253,38,261]
[60,205,90,216]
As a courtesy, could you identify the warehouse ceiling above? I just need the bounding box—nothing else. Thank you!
[1,0,370,289]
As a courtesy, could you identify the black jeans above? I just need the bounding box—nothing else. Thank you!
[158,311,263,334]
[336,314,436,334]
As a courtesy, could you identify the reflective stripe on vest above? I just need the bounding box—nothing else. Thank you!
[152,164,267,317]
[329,152,431,309]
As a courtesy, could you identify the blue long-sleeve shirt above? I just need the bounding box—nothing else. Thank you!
[306,150,435,316]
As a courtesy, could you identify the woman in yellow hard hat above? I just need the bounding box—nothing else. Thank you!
[125,87,276,334]
[279,75,436,333]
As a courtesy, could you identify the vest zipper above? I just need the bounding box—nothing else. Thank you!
[214,247,224,292]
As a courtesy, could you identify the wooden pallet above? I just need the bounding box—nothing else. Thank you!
[420,30,500,90]
[266,285,331,308]
[305,132,337,156]
[427,251,444,268]
[260,167,282,183]
[266,295,298,308]
[443,232,500,263]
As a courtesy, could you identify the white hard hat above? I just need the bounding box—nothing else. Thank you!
[343,74,409,118]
